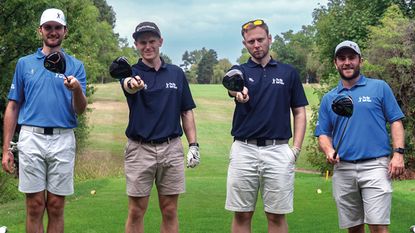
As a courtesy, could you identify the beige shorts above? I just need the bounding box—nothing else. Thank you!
[18,126,76,195]
[225,140,296,214]
[333,156,392,229]
[124,137,185,197]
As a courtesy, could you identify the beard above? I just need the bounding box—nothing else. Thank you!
[338,66,360,81]
[43,37,63,48]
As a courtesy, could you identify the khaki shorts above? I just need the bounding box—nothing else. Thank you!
[18,126,76,195]
[333,156,392,229]
[225,140,296,214]
[124,137,185,197]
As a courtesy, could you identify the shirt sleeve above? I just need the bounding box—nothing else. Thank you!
[290,68,309,108]
[180,70,196,111]
[315,94,333,137]
[7,58,25,102]
[381,81,404,123]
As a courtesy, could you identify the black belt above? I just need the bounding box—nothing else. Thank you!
[22,125,69,135]
[235,138,288,147]
[137,136,178,145]
[341,157,383,164]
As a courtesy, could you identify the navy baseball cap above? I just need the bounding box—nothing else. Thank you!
[132,21,161,40]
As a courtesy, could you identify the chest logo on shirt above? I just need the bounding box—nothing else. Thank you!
[358,96,372,103]
[166,82,178,89]
[272,77,285,85]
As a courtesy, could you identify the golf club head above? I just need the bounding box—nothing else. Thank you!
[109,56,132,80]
[410,225,415,232]
[44,51,66,75]
[332,94,353,117]
[222,69,244,92]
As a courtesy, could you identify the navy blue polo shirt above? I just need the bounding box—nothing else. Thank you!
[231,58,308,140]
[122,58,196,141]
[315,75,404,161]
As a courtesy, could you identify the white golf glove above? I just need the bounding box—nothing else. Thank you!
[291,146,301,161]
[187,143,200,168]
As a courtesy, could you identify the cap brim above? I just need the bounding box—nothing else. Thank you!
[132,30,160,40]
[335,46,360,56]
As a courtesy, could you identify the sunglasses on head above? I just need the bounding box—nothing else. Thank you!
[42,25,65,31]
[242,19,265,30]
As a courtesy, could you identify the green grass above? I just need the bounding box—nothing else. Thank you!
[1,84,414,232]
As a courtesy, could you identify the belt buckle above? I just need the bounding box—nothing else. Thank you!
[257,139,266,147]
[44,127,54,135]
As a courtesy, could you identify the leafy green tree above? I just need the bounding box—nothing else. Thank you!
[236,48,250,64]
[364,4,415,167]
[212,58,232,84]
[271,25,316,83]
[197,49,218,84]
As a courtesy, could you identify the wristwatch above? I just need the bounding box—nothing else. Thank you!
[189,143,199,147]
[393,147,405,154]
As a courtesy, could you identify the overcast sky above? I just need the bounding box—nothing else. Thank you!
[106,0,328,65]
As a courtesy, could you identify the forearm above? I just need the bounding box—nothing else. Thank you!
[181,110,197,144]
[2,101,19,152]
[318,135,335,156]
[292,106,307,149]
[72,87,87,115]
[390,120,405,149]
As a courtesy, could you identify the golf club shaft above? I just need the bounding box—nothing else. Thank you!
[333,117,350,159]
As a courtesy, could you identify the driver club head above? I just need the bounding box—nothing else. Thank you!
[44,51,66,75]
[331,94,353,118]
[109,56,132,80]
[222,69,244,92]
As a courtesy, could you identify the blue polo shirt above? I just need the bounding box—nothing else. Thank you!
[315,75,404,161]
[231,58,308,140]
[8,48,87,128]
[122,58,196,141]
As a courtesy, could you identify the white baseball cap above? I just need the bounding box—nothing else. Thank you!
[334,40,361,56]
[40,8,66,26]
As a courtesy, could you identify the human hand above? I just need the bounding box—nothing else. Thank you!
[187,143,200,168]
[388,153,405,178]
[64,75,81,91]
[234,87,249,103]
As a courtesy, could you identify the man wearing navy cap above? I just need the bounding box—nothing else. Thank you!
[315,40,405,233]
[122,21,199,233]
[224,19,308,233]
[2,8,87,232]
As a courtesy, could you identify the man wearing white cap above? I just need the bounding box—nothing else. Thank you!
[2,8,87,232]
[315,40,405,233]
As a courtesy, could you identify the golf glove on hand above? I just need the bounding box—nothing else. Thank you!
[187,143,200,168]
[291,146,301,161]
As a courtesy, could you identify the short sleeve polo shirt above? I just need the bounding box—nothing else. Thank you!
[8,48,87,128]
[315,75,404,161]
[231,58,308,140]
[123,59,196,141]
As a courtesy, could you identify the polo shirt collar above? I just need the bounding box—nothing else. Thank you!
[246,57,278,68]
[35,48,65,59]
[336,74,367,93]
[137,57,167,71]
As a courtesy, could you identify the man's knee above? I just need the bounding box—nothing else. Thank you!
[160,202,178,220]
[46,194,65,217]
[234,212,254,223]
[368,224,388,233]
[26,193,46,218]
[266,213,285,223]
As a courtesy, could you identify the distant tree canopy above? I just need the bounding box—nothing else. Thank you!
[181,48,229,84]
